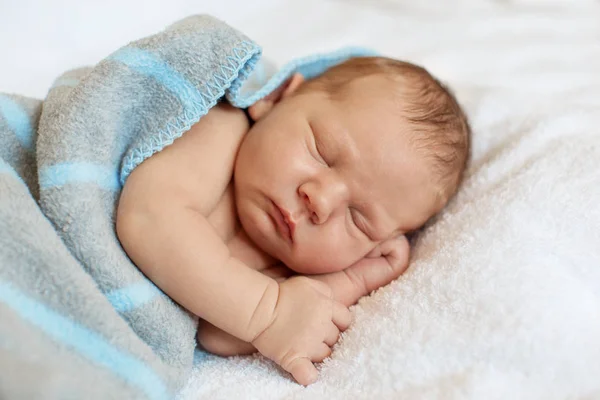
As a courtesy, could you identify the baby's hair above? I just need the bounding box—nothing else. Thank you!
[300,57,471,204]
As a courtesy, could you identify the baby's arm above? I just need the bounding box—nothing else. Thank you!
[117,104,351,385]
[117,104,277,342]
[199,235,410,357]
[197,264,292,357]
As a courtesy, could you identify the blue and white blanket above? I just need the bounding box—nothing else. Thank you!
[0,14,372,399]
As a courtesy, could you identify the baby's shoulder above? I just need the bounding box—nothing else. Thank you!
[120,102,249,216]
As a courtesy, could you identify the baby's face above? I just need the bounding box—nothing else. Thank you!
[234,75,442,274]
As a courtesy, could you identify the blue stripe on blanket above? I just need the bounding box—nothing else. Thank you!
[0,94,34,151]
[0,159,20,179]
[0,281,169,400]
[106,281,163,313]
[109,47,206,114]
[39,162,120,190]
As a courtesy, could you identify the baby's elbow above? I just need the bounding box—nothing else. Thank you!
[197,322,256,357]
[115,200,149,261]
[197,328,235,357]
[115,179,157,256]
[115,207,136,255]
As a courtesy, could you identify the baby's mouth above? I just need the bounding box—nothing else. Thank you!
[270,200,295,244]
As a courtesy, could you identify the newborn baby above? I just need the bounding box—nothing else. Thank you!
[116,56,470,386]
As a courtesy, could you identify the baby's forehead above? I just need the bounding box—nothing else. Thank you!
[330,78,416,125]
[331,73,402,100]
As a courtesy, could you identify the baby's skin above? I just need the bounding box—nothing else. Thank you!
[196,178,410,356]
[117,73,443,386]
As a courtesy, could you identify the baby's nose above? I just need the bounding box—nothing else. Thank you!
[301,182,349,224]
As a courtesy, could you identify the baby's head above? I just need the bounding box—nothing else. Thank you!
[234,56,470,274]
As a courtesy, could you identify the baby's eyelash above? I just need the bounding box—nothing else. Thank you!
[314,138,328,166]
[349,208,365,234]
[351,209,376,241]
[308,122,328,166]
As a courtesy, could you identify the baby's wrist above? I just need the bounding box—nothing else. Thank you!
[246,279,280,344]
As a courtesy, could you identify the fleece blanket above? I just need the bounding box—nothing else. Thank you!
[0,14,373,399]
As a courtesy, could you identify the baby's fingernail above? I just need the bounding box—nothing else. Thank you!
[305,370,318,386]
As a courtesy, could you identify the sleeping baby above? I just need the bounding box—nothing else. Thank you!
[116,56,470,386]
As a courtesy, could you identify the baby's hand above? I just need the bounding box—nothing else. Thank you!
[251,276,352,386]
[311,235,410,307]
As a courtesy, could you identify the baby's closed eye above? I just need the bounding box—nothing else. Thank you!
[307,121,329,167]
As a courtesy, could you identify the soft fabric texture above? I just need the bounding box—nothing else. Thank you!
[0,14,372,399]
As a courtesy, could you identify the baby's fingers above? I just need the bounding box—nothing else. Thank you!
[332,301,352,331]
[286,357,318,386]
[324,324,340,347]
[312,343,332,362]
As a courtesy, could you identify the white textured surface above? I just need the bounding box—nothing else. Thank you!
[3,1,600,399]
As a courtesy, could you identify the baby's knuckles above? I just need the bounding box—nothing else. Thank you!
[384,235,410,271]
[251,277,341,382]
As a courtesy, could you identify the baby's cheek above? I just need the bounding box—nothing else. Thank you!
[289,239,364,274]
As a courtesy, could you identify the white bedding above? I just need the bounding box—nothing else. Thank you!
[3,1,599,399]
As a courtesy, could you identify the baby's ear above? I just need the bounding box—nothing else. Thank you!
[247,73,305,121]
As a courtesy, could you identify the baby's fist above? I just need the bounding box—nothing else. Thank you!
[251,276,352,386]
